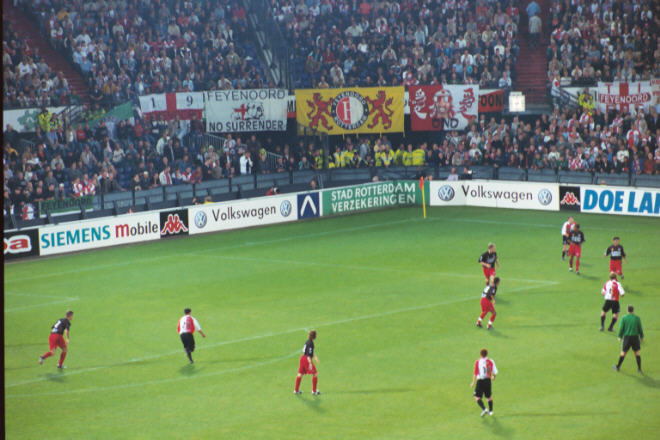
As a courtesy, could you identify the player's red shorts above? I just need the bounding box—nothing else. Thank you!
[482,267,496,280]
[480,297,495,314]
[568,243,581,257]
[48,333,66,350]
[298,355,317,375]
[609,259,622,275]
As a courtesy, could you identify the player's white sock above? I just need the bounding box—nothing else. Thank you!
[487,321,492,327]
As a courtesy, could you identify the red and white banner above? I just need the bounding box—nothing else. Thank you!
[408,85,478,131]
[597,81,656,114]
[138,92,204,121]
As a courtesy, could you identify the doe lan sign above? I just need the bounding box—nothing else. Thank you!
[580,185,660,217]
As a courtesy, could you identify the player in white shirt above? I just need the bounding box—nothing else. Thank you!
[600,273,625,332]
[470,348,498,416]
[178,308,206,364]
[561,216,575,260]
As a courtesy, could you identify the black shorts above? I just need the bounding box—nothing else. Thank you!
[474,379,492,399]
[602,300,620,314]
[180,332,195,352]
[562,236,569,245]
[622,336,641,353]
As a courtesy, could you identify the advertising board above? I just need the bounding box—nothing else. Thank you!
[321,181,420,216]
[4,228,40,260]
[188,194,297,235]
[39,212,160,255]
[580,185,659,217]
[430,180,558,211]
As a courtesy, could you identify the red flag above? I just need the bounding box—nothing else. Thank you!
[419,176,424,190]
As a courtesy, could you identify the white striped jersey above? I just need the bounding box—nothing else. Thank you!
[562,221,572,236]
[602,280,625,301]
[178,315,202,335]
[474,357,498,380]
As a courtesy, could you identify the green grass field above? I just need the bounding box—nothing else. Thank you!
[4,206,660,439]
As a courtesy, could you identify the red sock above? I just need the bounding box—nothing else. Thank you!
[569,256,574,268]
[312,376,318,392]
[42,351,53,359]
[490,312,496,322]
[575,258,580,271]
[294,376,302,392]
[58,351,67,367]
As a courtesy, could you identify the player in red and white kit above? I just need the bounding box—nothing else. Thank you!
[178,308,206,364]
[476,277,500,330]
[561,216,575,260]
[39,310,73,368]
[294,330,320,395]
[470,348,498,416]
[600,273,625,332]
[604,237,627,279]
[568,223,585,274]
[478,243,500,284]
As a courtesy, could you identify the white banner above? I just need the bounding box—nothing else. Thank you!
[39,212,160,255]
[597,81,657,114]
[3,106,70,132]
[138,92,204,120]
[580,185,659,217]
[408,85,479,130]
[430,180,559,211]
[189,194,297,235]
[205,89,287,132]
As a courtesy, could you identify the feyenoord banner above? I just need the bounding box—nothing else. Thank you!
[205,89,287,132]
[295,87,404,134]
[597,81,656,114]
[409,85,478,131]
[139,92,204,121]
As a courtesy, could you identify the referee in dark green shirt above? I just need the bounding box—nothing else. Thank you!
[613,305,644,373]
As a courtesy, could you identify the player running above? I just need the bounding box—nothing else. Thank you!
[600,273,625,332]
[561,216,575,260]
[604,237,627,279]
[39,310,73,369]
[294,330,320,395]
[568,223,585,274]
[478,243,500,284]
[178,308,206,364]
[476,277,500,330]
[470,348,498,416]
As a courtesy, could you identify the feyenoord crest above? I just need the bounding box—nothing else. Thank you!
[537,189,553,206]
[331,91,368,130]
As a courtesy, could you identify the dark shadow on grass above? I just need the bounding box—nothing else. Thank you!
[576,273,597,280]
[494,298,509,304]
[179,364,199,376]
[333,387,413,395]
[44,371,67,383]
[501,411,616,418]
[296,395,325,413]
[623,372,660,388]
[624,288,643,297]
[482,416,514,437]
[486,328,512,339]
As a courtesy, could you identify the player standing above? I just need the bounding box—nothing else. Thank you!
[470,348,498,416]
[613,305,644,373]
[476,277,500,330]
[561,216,575,260]
[294,330,320,395]
[39,310,73,369]
[478,243,500,284]
[568,223,585,274]
[178,308,206,364]
[600,273,625,332]
[604,237,627,279]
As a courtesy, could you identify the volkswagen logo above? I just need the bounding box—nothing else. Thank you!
[280,200,292,217]
[538,189,553,206]
[438,185,455,202]
[194,210,207,228]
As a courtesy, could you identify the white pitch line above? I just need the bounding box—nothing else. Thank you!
[5,351,301,398]
[4,216,425,283]
[5,281,556,392]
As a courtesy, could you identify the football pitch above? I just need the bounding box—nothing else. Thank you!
[4,206,660,439]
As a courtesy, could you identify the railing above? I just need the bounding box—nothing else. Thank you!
[247,0,291,90]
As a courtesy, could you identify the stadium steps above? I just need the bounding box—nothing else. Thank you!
[515,0,551,104]
[4,2,90,105]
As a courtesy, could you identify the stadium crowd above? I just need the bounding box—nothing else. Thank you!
[22,0,270,109]
[274,0,521,89]
[546,0,659,87]
[3,20,72,109]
